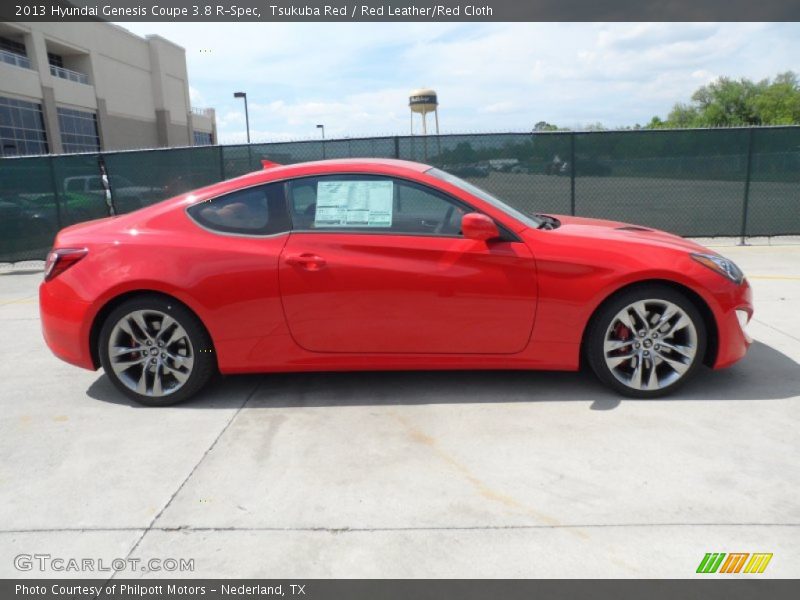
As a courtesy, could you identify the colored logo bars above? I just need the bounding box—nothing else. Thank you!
[697,553,773,574]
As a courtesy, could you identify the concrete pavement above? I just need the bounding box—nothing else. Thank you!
[0,241,798,578]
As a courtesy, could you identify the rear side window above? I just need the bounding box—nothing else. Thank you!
[187,183,290,236]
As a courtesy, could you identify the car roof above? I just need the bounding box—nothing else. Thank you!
[151,158,436,216]
[224,158,432,187]
[276,158,431,173]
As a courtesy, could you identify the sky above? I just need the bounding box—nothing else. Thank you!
[117,22,800,144]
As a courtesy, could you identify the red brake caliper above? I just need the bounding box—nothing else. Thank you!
[614,323,631,342]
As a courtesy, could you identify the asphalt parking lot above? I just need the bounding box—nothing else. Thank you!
[0,239,798,579]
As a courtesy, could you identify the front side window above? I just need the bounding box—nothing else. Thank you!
[187,182,290,236]
[287,175,467,236]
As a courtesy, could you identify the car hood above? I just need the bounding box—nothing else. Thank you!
[542,214,711,254]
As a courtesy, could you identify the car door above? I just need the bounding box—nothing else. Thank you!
[278,174,537,355]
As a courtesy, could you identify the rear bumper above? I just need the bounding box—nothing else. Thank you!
[712,279,753,370]
[39,281,95,370]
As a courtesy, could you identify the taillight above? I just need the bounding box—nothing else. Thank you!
[44,248,88,281]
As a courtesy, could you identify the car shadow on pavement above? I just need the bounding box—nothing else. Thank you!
[0,269,44,276]
[87,341,799,411]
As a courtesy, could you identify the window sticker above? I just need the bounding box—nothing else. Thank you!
[314,180,393,227]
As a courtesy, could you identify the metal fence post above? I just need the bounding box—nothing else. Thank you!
[3,127,799,264]
[739,128,755,245]
[570,132,576,216]
[47,156,63,230]
[98,155,115,216]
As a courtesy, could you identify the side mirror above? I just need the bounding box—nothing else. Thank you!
[461,212,500,241]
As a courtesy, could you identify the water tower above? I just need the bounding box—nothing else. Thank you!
[409,88,439,135]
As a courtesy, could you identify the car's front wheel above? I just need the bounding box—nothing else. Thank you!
[99,295,215,406]
[586,285,707,397]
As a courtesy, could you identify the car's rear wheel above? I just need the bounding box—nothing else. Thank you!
[99,295,215,406]
[586,285,707,397]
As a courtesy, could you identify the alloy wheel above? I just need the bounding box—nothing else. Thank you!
[602,299,698,391]
[107,309,195,397]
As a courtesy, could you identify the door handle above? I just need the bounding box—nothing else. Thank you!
[285,253,327,270]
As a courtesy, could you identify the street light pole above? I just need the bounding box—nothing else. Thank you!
[233,91,250,143]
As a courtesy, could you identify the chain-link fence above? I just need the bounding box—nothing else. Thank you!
[1,127,798,262]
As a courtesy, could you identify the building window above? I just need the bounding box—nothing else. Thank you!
[57,107,100,153]
[47,52,90,84]
[0,36,26,56]
[0,36,31,69]
[47,52,64,68]
[193,131,213,146]
[0,96,49,157]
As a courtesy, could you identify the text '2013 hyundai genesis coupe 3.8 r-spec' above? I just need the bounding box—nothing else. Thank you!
[40,159,753,406]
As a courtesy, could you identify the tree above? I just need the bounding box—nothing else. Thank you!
[533,121,559,132]
[753,72,800,125]
[647,72,800,128]
[583,122,607,131]
[692,77,762,125]
[664,103,701,128]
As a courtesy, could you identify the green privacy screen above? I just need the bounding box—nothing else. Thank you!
[1,126,798,262]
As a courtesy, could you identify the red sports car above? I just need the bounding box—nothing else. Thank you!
[39,159,753,406]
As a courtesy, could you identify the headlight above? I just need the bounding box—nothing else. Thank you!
[691,253,744,284]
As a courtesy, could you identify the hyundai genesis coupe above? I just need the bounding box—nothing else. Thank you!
[39,159,753,406]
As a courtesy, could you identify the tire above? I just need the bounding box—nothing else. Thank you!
[98,295,215,406]
[586,285,707,398]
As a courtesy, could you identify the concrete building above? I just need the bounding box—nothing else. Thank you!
[0,22,216,156]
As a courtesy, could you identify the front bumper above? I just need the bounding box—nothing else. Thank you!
[712,278,753,370]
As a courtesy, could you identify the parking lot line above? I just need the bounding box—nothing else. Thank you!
[748,275,800,281]
[1,248,798,578]
[0,295,36,304]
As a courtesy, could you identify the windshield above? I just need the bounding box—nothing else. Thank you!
[426,167,542,228]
